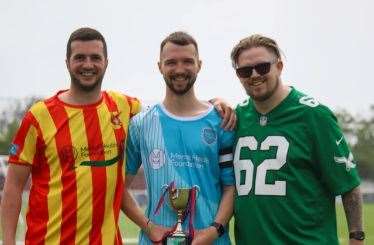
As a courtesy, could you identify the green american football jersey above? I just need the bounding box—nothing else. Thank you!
[234,87,360,244]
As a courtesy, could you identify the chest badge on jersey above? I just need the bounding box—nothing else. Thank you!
[201,127,217,145]
[259,115,268,126]
[149,149,166,169]
[110,111,122,129]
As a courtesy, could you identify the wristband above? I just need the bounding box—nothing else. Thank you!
[349,231,365,240]
[210,222,225,237]
[144,219,153,234]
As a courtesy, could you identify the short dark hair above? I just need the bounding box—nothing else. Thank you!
[160,31,199,55]
[66,27,107,59]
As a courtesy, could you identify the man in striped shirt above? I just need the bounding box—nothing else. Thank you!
[1,27,140,245]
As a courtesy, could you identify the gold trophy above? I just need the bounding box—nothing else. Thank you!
[163,184,199,245]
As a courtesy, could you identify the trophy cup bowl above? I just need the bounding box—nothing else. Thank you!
[163,185,199,245]
[169,188,190,212]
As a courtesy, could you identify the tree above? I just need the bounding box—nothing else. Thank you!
[0,119,19,155]
[336,106,374,179]
[0,97,41,155]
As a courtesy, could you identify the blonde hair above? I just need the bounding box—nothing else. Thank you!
[230,34,281,68]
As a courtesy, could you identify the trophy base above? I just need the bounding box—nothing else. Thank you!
[165,235,190,245]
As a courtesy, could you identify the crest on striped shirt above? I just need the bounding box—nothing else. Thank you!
[111,111,122,129]
[201,127,217,145]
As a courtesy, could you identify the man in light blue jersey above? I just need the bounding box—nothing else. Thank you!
[122,32,235,244]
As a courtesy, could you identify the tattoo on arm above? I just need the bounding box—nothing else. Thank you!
[341,186,363,232]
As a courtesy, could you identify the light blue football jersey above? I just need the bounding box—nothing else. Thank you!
[126,103,234,245]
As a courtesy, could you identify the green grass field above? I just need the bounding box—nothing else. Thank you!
[1,203,373,243]
[120,203,374,244]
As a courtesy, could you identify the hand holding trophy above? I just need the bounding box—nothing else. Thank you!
[153,182,199,245]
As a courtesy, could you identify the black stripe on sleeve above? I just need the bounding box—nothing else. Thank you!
[219,147,232,155]
[219,161,233,168]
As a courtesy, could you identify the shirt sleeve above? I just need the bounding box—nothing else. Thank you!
[8,111,39,166]
[218,128,235,186]
[128,97,142,118]
[125,116,142,175]
[307,106,360,195]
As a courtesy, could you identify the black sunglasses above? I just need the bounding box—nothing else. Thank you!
[236,61,276,78]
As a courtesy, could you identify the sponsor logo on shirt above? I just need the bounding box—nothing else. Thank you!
[335,136,344,146]
[9,143,19,156]
[168,152,208,169]
[201,127,217,145]
[149,149,165,169]
[80,155,121,167]
[59,142,124,168]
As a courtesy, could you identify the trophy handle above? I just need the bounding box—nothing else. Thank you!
[154,183,173,216]
[162,184,170,192]
[192,185,200,198]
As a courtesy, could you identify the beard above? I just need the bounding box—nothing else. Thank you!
[69,72,104,92]
[163,73,197,95]
[248,76,280,102]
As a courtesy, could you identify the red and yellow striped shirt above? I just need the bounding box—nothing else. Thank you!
[8,90,141,245]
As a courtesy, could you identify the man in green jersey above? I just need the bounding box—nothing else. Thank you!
[230,34,364,244]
